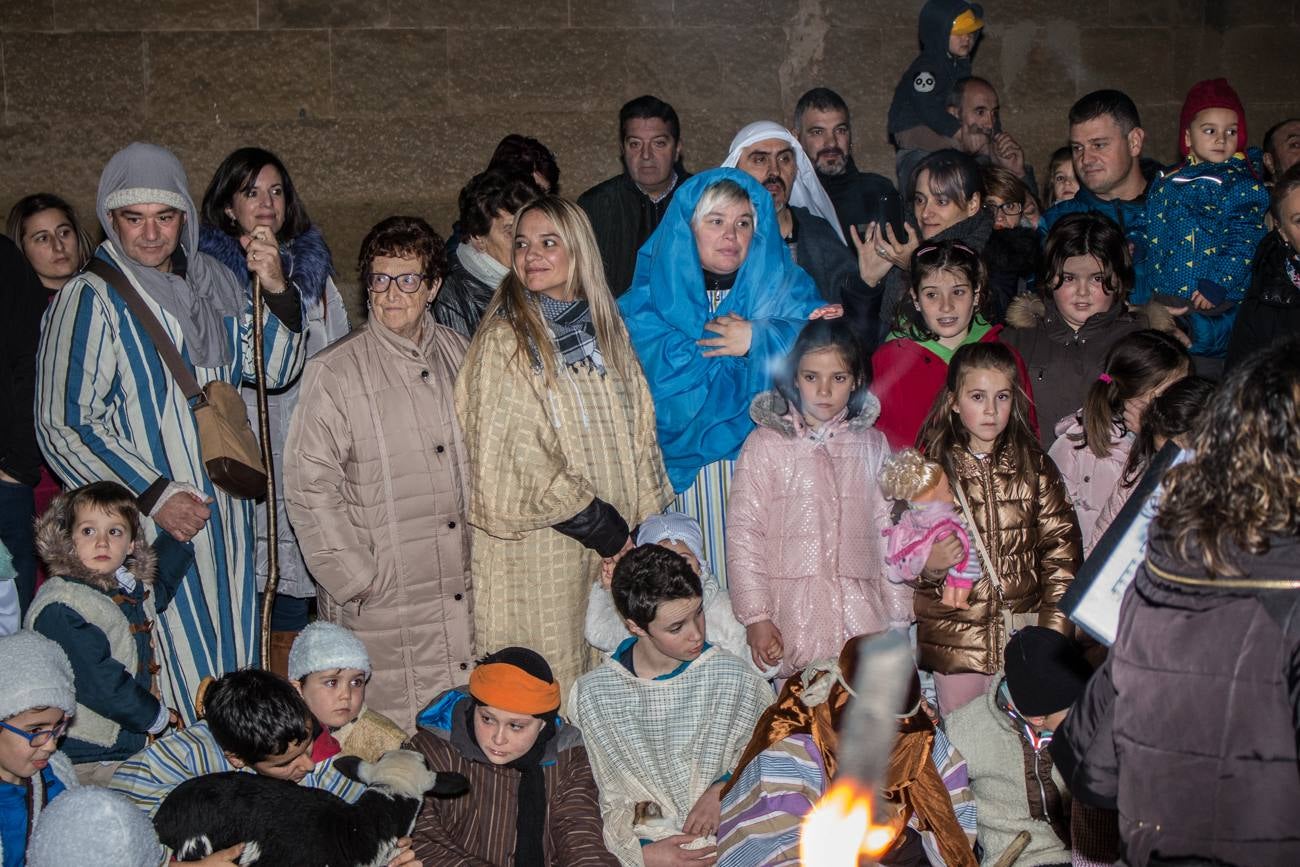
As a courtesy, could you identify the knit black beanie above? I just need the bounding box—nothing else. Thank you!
[1004,627,1092,717]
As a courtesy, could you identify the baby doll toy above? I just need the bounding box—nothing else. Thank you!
[880,448,980,610]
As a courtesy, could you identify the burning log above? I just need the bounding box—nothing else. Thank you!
[799,631,915,866]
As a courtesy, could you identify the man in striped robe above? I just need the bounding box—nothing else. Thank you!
[36,142,305,723]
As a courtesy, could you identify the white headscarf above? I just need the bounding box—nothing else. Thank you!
[637,511,708,573]
[721,121,846,244]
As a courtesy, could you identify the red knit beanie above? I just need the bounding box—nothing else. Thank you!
[1179,78,1247,157]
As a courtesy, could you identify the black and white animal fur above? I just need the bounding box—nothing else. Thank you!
[154,749,468,866]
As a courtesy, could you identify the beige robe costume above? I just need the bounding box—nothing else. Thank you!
[455,317,671,692]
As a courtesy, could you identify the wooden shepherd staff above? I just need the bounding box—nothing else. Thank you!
[251,273,281,670]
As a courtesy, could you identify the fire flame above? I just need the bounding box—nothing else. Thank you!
[799,779,899,866]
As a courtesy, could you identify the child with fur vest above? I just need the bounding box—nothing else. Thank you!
[727,319,903,679]
[287,621,407,762]
[27,482,194,784]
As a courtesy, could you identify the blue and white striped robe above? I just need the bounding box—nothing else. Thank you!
[36,243,305,723]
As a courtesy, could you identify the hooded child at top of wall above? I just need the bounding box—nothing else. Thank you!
[1143,78,1269,358]
[887,0,985,143]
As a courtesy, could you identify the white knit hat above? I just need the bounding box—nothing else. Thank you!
[287,622,372,682]
[27,786,166,867]
[0,631,76,721]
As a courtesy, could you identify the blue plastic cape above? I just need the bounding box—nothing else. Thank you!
[619,168,822,492]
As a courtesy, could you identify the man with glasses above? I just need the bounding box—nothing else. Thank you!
[36,143,306,725]
[285,215,474,735]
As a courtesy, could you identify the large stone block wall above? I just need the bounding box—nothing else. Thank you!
[3,0,1299,315]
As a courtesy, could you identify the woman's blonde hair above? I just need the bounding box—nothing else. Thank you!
[879,448,944,501]
[478,195,636,385]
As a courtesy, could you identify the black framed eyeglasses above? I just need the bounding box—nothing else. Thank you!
[0,718,68,747]
[990,201,1024,217]
[365,273,428,294]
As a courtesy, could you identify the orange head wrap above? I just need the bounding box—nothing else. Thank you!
[469,662,561,716]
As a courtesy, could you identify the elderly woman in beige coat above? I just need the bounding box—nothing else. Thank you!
[456,196,672,694]
[285,216,473,733]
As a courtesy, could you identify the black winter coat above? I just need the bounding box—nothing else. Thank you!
[0,235,48,486]
[788,205,862,306]
[577,168,689,298]
[816,157,903,245]
[886,0,983,138]
[1224,231,1300,371]
[1054,526,1300,867]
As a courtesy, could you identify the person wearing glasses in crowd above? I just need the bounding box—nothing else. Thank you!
[0,630,80,866]
[285,216,475,734]
[980,165,1042,322]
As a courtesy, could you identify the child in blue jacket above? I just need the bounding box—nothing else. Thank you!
[1144,78,1270,359]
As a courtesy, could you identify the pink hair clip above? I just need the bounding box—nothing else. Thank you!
[1098,373,1113,384]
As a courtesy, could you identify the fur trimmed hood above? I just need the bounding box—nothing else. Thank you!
[35,496,156,593]
[748,388,882,437]
[198,222,335,307]
[1005,293,1178,336]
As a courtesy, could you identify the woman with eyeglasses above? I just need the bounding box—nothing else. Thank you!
[199,148,351,674]
[284,216,475,734]
[981,164,1043,322]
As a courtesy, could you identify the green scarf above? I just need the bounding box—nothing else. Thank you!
[887,316,993,363]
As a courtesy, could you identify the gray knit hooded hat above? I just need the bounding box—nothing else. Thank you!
[27,786,166,867]
[0,630,76,721]
[97,142,244,368]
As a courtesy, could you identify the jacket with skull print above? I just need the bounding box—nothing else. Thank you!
[887,0,984,139]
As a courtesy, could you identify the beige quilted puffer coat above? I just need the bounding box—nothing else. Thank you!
[284,312,474,733]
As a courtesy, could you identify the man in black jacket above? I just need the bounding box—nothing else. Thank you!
[793,87,904,246]
[0,235,49,615]
[578,95,690,297]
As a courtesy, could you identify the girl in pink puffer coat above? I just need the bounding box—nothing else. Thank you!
[726,319,906,679]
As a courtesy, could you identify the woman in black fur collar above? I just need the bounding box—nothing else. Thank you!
[198,147,352,671]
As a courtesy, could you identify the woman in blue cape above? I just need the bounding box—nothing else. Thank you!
[619,168,823,582]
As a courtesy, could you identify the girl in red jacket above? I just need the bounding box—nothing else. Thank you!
[871,241,1036,450]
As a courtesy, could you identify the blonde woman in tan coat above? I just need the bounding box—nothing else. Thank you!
[284,216,474,734]
[456,196,672,694]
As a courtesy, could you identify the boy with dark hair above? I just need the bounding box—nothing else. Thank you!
[109,668,364,817]
[570,545,773,866]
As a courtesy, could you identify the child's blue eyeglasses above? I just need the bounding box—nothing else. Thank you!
[0,719,68,748]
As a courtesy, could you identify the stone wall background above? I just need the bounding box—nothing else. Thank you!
[3,0,1299,315]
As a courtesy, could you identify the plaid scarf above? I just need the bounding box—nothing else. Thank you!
[539,295,604,373]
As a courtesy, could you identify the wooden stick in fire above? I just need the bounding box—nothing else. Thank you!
[836,631,917,825]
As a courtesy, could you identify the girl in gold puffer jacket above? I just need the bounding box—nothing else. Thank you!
[913,342,1083,716]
